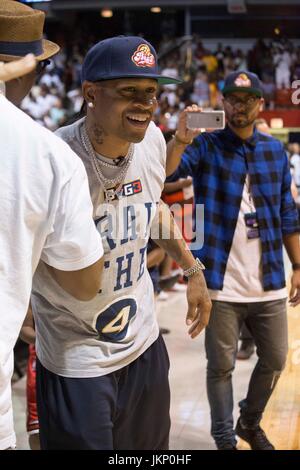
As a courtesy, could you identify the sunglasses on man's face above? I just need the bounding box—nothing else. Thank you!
[36,59,51,76]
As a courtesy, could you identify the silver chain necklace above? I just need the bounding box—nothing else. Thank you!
[80,120,134,203]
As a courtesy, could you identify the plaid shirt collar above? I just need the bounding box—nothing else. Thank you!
[221,124,260,150]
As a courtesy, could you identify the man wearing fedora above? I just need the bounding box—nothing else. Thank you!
[166,71,300,450]
[30,35,211,450]
[0,0,59,105]
[0,0,105,450]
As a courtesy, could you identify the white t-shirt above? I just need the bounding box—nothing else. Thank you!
[32,118,166,378]
[0,96,103,449]
[209,176,287,302]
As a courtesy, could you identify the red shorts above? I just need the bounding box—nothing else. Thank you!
[26,344,39,434]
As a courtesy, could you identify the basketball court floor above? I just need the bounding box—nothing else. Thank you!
[12,268,300,450]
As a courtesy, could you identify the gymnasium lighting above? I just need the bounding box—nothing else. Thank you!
[101,9,113,18]
[150,7,162,13]
[274,27,281,35]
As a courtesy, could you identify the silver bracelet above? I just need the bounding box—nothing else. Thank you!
[183,258,205,278]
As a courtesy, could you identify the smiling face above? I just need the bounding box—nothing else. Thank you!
[83,77,158,146]
[223,92,264,129]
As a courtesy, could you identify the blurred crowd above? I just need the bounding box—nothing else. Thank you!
[20,35,299,132]
[19,33,300,208]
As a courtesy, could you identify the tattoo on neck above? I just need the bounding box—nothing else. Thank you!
[92,124,106,145]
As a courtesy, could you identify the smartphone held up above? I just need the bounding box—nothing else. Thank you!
[186,110,225,130]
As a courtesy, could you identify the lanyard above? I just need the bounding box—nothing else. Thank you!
[245,174,255,213]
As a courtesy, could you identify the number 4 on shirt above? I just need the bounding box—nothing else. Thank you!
[95,297,137,342]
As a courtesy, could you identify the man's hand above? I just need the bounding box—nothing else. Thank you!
[289,270,300,307]
[0,54,36,83]
[166,104,203,176]
[175,104,203,145]
[185,272,212,339]
[181,177,193,188]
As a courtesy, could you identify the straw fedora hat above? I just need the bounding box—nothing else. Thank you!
[0,0,60,62]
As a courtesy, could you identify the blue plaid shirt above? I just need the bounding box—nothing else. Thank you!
[168,126,300,291]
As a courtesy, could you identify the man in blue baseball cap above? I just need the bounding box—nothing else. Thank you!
[166,70,300,450]
[31,35,211,450]
[78,36,182,149]
[222,71,263,97]
[81,35,181,85]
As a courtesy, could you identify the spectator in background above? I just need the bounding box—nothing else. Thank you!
[161,59,180,92]
[261,76,276,109]
[215,43,225,73]
[202,51,218,77]
[163,104,181,132]
[292,48,300,81]
[159,86,178,108]
[234,49,247,72]
[191,68,210,107]
[166,70,300,450]
[274,47,292,89]
[44,96,67,130]
[67,87,84,114]
[237,117,274,361]
[289,143,300,190]
[223,47,235,77]
[39,64,65,95]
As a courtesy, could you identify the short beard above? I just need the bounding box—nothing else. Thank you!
[229,116,254,129]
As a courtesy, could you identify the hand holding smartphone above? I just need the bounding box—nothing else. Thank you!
[186,110,225,130]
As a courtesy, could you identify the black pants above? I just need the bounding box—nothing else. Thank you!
[36,335,170,450]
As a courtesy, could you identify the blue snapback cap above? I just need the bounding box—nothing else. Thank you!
[222,71,263,97]
[81,36,182,85]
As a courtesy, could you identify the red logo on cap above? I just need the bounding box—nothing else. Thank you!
[131,44,155,68]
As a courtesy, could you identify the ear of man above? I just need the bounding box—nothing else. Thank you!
[259,98,265,113]
[82,80,98,107]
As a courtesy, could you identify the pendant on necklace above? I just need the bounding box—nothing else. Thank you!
[104,185,123,203]
[104,188,117,203]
